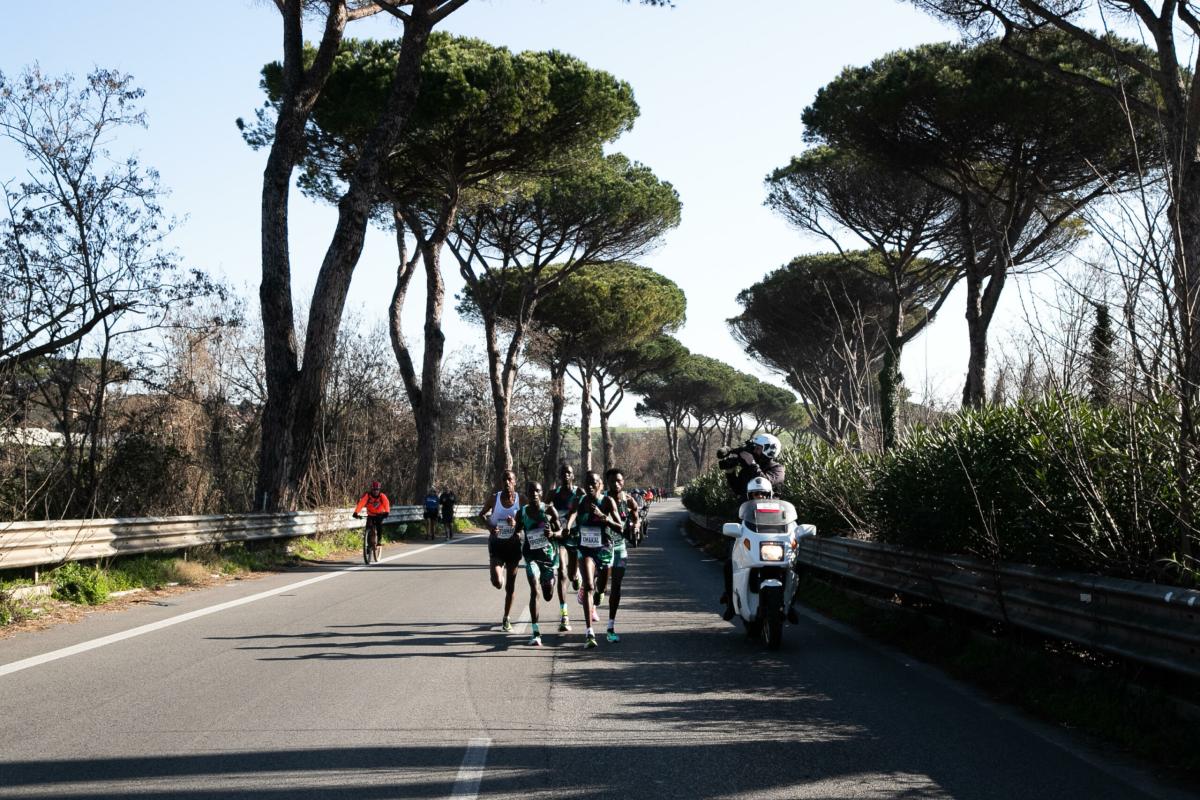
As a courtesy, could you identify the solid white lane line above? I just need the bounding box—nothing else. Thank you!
[0,535,485,679]
[448,737,491,800]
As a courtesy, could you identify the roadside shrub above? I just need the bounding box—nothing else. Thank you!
[0,591,31,626]
[871,405,1045,560]
[107,554,179,590]
[50,561,111,605]
[871,398,1189,577]
[682,441,874,536]
[778,440,874,537]
[681,466,739,519]
[681,397,1192,579]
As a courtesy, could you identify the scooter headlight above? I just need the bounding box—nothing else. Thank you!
[760,542,786,561]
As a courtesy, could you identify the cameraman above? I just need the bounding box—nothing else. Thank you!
[717,433,784,502]
[717,434,784,620]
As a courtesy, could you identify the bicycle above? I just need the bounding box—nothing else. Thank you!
[355,513,384,564]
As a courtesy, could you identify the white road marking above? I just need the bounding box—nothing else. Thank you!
[0,535,485,679]
[448,737,491,799]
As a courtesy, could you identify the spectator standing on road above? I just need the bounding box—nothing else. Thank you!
[439,487,457,539]
[423,487,440,540]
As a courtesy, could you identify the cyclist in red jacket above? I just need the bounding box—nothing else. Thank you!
[353,481,391,562]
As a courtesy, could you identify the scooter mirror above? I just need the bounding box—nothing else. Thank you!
[796,523,817,538]
[721,522,741,538]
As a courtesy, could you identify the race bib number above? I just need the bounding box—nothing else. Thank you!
[496,523,515,540]
[525,525,549,550]
[580,524,603,549]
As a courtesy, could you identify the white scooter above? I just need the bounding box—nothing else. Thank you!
[722,497,816,650]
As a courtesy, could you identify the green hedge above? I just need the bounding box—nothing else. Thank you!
[683,399,1193,580]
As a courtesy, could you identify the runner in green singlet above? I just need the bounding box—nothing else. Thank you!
[595,467,639,643]
[516,481,563,647]
[550,463,583,631]
[563,470,623,649]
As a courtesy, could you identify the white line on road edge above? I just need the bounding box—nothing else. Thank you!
[0,535,485,679]
[448,737,491,800]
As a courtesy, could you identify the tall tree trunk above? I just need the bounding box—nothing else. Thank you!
[484,315,513,483]
[595,378,616,473]
[1171,164,1200,563]
[541,359,566,489]
[880,290,905,449]
[412,229,450,499]
[256,1,351,512]
[257,4,436,511]
[664,418,680,489]
[962,267,988,409]
[578,366,594,475]
[390,192,458,501]
[598,406,614,474]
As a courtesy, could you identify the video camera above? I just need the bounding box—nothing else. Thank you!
[716,442,754,474]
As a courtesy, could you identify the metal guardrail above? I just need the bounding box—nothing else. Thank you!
[0,505,481,571]
[687,511,1200,679]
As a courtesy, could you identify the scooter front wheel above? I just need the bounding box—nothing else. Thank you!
[763,608,783,650]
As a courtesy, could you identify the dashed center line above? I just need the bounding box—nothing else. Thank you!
[448,737,491,799]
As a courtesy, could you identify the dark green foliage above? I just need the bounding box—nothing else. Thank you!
[106,554,182,590]
[780,440,876,537]
[681,466,739,520]
[684,398,1188,579]
[683,441,874,537]
[871,400,1184,575]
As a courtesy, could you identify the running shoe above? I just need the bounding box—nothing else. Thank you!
[590,606,598,623]
[585,633,598,649]
[502,618,513,632]
[577,587,585,606]
[558,611,571,632]
[529,634,542,647]
[606,630,620,643]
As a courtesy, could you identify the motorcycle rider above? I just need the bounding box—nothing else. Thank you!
[717,433,785,620]
[717,433,785,500]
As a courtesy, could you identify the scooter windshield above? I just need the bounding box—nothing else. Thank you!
[749,501,789,534]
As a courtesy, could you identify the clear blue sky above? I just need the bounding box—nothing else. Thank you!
[0,1,1015,421]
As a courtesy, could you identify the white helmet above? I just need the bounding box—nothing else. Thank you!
[750,433,782,459]
[746,477,773,497]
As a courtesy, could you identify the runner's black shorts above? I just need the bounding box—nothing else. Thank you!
[488,534,522,568]
[424,508,439,520]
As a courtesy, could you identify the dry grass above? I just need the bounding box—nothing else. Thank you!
[169,558,212,586]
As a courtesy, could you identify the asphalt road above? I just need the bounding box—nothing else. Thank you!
[0,499,1193,800]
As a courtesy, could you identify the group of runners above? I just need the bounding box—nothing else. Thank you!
[479,463,653,649]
